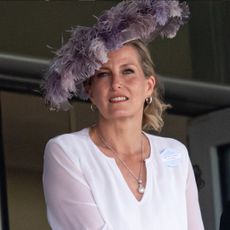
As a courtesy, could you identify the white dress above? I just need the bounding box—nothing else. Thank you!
[43,128,204,230]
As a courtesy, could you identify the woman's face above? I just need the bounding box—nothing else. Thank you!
[87,45,155,121]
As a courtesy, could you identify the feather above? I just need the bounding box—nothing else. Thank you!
[43,0,190,110]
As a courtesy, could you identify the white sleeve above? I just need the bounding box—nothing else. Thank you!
[186,158,205,230]
[43,139,106,230]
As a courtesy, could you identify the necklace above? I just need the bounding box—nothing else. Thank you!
[96,129,145,194]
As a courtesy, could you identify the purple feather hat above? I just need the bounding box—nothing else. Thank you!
[43,0,190,110]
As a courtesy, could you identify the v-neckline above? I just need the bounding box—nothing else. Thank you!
[86,128,153,204]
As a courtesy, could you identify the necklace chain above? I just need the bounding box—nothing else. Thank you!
[96,129,145,194]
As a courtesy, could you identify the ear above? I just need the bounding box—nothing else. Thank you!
[84,80,93,99]
[85,86,93,100]
[85,85,97,107]
[146,75,155,97]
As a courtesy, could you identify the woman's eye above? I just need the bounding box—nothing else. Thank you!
[123,69,134,75]
[96,72,110,78]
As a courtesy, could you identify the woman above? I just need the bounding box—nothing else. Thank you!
[43,0,204,229]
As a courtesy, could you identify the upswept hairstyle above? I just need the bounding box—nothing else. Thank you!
[127,40,170,132]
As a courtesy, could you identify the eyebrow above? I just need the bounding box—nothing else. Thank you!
[120,63,135,68]
[99,63,135,71]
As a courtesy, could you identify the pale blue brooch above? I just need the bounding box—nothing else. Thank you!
[160,148,182,167]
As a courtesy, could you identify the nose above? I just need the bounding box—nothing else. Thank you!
[111,74,122,90]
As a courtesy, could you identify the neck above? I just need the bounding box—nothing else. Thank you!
[94,117,143,156]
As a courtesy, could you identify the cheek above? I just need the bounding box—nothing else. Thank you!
[89,84,106,106]
[129,78,147,92]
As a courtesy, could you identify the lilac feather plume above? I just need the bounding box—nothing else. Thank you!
[42,0,190,111]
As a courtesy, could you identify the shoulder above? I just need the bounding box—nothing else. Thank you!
[44,128,90,158]
[44,128,91,167]
[146,133,188,153]
[146,133,189,168]
[46,128,89,148]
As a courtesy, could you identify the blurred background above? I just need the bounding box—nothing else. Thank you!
[0,1,230,230]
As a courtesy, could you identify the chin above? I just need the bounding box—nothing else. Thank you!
[103,110,138,121]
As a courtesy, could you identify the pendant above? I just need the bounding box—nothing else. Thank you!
[138,180,145,194]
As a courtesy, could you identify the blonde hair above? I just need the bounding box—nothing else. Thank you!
[126,40,170,132]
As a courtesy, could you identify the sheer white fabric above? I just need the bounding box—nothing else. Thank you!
[43,140,107,230]
[43,128,204,230]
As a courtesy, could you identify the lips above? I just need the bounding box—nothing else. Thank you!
[109,96,129,103]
